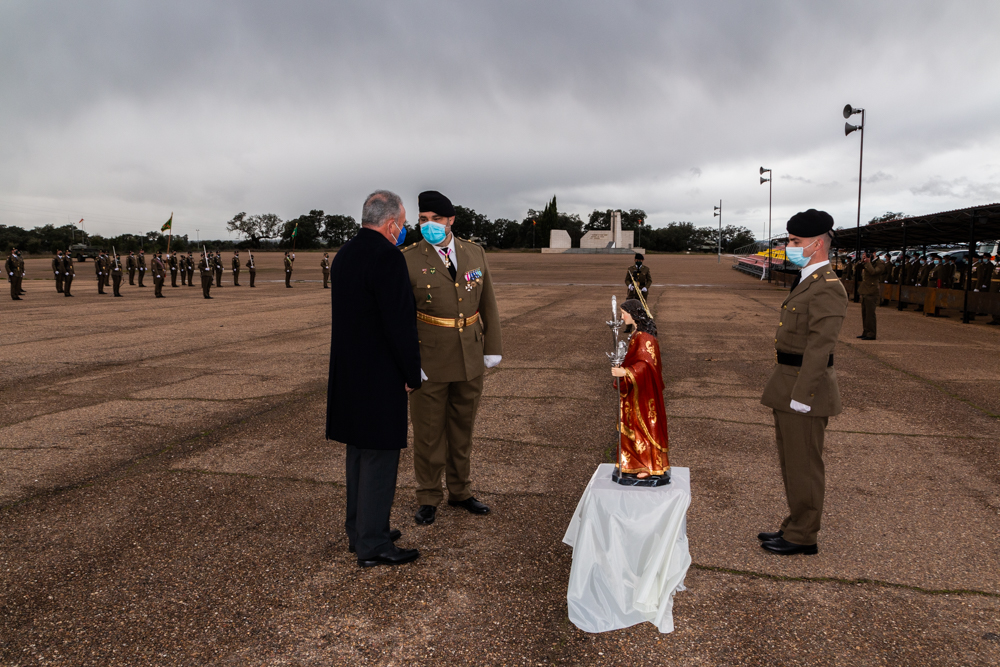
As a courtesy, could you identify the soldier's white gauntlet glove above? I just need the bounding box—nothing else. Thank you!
[484,355,502,368]
[789,399,811,414]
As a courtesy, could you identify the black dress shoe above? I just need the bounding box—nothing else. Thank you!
[448,496,490,515]
[761,537,818,555]
[415,505,437,525]
[859,335,876,340]
[757,530,783,541]
[357,545,419,568]
[349,529,402,553]
[856,335,867,339]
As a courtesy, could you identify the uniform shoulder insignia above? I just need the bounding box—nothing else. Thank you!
[402,243,416,251]
[812,274,819,279]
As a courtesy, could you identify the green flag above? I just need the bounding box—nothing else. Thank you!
[161,213,173,232]
[291,223,298,239]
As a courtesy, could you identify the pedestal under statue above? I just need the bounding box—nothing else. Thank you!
[610,299,670,486]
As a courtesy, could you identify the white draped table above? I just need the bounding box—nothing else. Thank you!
[562,464,691,634]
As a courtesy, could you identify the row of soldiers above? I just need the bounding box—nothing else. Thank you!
[843,252,1000,292]
[8,248,336,300]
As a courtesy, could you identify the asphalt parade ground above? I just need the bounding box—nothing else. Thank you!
[1,251,999,666]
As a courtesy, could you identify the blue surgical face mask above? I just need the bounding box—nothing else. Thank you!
[785,239,818,268]
[420,221,448,245]
[392,220,406,247]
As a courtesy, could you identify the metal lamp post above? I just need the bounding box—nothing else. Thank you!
[713,202,721,263]
[760,167,771,282]
[844,103,865,302]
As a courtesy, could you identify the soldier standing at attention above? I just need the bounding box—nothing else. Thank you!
[214,251,224,287]
[231,251,241,286]
[102,252,111,287]
[111,254,124,297]
[321,252,331,289]
[284,251,294,287]
[404,190,502,526]
[6,248,22,300]
[53,251,65,293]
[137,250,147,287]
[152,252,166,298]
[62,251,75,297]
[759,210,847,556]
[95,251,107,294]
[625,253,652,304]
[857,250,883,340]
[168,252,179,287]
[199,251,213,299]
[126,251,137,285]
[180,252,188,286]
[246,251,256,287]
[185,252,195,286]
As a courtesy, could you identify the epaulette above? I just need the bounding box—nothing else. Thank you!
[401,243,417,251]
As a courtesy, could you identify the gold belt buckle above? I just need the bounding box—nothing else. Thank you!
[456,316,466,328]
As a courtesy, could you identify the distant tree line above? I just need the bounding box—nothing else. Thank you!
[1,198,758,254]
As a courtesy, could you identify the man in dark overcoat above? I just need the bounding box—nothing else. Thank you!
[326,189,422,568]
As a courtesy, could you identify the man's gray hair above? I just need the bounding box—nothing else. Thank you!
[361,190,404,228]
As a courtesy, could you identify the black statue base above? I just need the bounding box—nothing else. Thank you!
[612,468,671,487]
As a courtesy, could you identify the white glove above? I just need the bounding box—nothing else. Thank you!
[790,399,811,414]
[420,368,428,382]
[641,287,647,293]
[484,355,502,368]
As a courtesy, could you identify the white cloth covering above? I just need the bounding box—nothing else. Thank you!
[563,464,691,634]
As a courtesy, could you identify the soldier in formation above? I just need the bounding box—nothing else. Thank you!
[137,250,147,286]
[152,252,166,298]
[111,254,124,297]
[284,251,295,287]
[321,253,331,289]
[246,251,256,287]
[6,248,24,300]
[214,251,224,287]
[95,251,108,294]
[232,251,241,286]
[61,252,75,297]
[170,252,180,287]
[199,251,213,299]
[857,250,885,340]
[625,253,651,304]
[53,250,65,293]
[127,251,137,284]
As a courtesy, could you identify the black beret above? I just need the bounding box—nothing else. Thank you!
[634,253,644,260]
[418,190,455,217]
[786,209,834,237]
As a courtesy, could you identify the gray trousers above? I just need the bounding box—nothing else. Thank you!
[345,446,400,559]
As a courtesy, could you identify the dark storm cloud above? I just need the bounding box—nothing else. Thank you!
[2,1,1000,237]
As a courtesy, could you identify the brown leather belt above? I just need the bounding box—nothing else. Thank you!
[417,311,480,328]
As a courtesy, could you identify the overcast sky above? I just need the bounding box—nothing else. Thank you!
[2,1,999,241]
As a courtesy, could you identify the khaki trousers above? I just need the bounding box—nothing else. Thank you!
[773,409,828,545]
[410,375,484,506]
[860,294,878,337]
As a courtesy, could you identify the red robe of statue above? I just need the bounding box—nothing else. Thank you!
[616,331,669,476]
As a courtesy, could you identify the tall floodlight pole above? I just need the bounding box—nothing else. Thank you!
[760,167,772,282]
[713,201,722,263]
[844,103,865,303]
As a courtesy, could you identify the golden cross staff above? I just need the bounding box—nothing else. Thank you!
[628,270,653,319]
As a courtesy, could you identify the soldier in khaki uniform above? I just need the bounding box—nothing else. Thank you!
[857,251,884,340]
[152,252,166,298]
[759,209,847,555]
[231,251,241,286]
[321,253,331,289]
[137,250,147,287]
[126,252,137,285]
[214,252,224,287]
[284,251,294,287]
[199,251,213,299]
[110,254,124,297]
[246,252,256,287]
[404,191,502,525]
[95,251,108,294]
[625,253,652,303]
[62,251,75,297]
[186,252,195,286]
[52,251,65,293]
[6,249,22,300]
